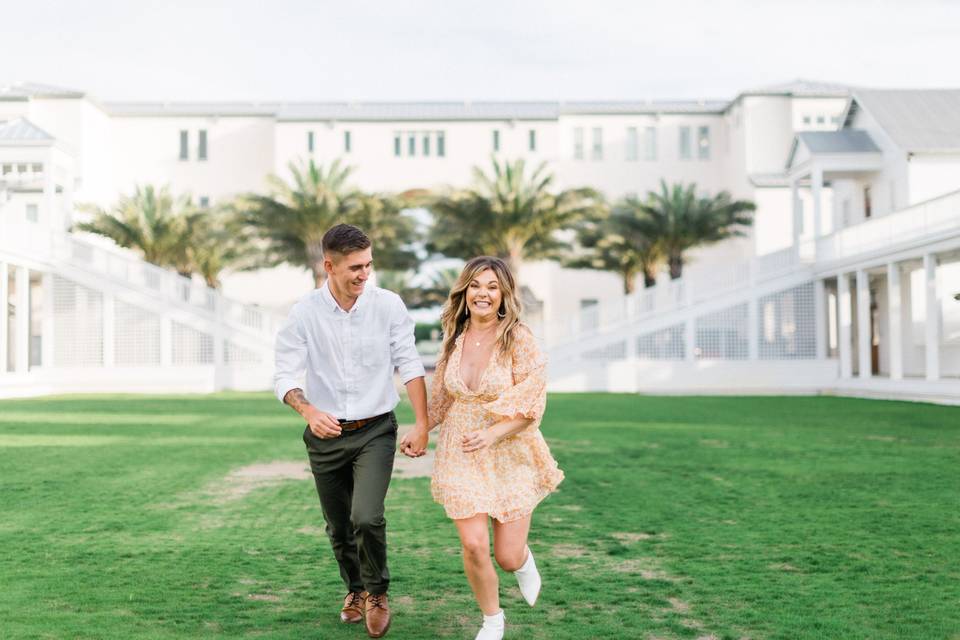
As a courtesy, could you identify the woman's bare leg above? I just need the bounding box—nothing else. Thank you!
[491,514,532,572]
[454,514,500,615]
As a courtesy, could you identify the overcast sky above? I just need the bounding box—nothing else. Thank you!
[2,0,959,102]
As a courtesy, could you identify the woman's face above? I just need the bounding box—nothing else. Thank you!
[465,268,502,322]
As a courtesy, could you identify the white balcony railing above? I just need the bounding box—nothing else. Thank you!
[543,245,803,347]
[815,189,960,263]
[51,233,280,339]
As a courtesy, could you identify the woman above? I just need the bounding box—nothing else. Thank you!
[400,256,564,640]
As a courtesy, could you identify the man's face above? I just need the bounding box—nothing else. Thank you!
[324,247,373,299]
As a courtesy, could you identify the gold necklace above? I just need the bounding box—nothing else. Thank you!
[467,323,498,348]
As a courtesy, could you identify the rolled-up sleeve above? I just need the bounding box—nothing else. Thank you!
[273,304,307,404]
[390,295,426,384]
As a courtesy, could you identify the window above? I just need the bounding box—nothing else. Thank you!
[394,131,445,158]
[1,164,11,175]
[393,133,401,157]
[31,163,42,173]
[679,126,692,159]
[199,196,209,209]
[198,129,208,161]
[179,130,189,160]
[308,131,314,152]
[492,129,500,152]
[408,134,416,157]
[816,115,825,125]
[528,129,537,152]
[697,126,710,160]
[625,127,638,161]
[864,186,872,219]
[831,116,841,125]
[26,204,38,223]
[591,127,603,160]
[803,116,811,125]
[344,130,351,153]
[573,127,584,160]
[437,131,445,157]
[423,133,430,156]
[645,127,657,161]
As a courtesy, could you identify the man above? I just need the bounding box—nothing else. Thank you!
[274,224,429,638]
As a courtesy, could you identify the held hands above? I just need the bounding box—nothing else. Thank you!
[399,424,429,458]
[305,407,342,439]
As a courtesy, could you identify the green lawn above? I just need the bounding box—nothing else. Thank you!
[1,393,959,640]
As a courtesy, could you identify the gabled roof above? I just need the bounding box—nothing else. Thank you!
[740,78,850,98]
[104,99,731,120]
[785,130,881,169]
[843,89,960,152]
[0,118,55,143]
[0,81,85,100]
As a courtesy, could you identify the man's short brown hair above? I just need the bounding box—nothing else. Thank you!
[322,224,371,257]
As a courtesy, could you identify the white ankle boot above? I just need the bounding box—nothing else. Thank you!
[474,610,504,640]
[514,546,541,606]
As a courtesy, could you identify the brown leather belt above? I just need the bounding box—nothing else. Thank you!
[338,412,390,432]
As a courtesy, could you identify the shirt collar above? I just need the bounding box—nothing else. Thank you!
[320,280,369,315]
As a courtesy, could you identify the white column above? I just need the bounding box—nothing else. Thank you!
[811,166,823,241]
[0,262,8,373]
[102,293,115,368]
[213,295,226,391]
[43,149,57,228]
[814,279,827,359]
[856,269,871,378]
[790,176,801,255]
[41,273,54,369]
[886,262,903,380]
[15,266,29,373]
[838,273,852,379]
[923,252,940,381]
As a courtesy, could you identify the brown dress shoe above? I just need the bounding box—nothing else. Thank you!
[364,592,391,638]
[340,591,367,624]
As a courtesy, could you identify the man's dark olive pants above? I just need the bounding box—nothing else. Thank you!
[302,412,397,596]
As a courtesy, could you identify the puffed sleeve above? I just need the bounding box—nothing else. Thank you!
[483,325,547,432]
[427,356,455,429]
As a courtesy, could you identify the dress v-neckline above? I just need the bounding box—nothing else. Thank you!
[456,332,495,393]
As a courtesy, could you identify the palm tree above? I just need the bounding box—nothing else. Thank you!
[638,181,755,279]
[426,158,604,274]
[375,266,461,310]
[566,201,663,294]
[75,185,197,277]
[237,159,418,287]
[183,207,255,288]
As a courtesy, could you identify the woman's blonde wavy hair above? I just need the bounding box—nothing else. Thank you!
[438,256,523,367]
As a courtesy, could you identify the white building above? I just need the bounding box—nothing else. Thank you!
[1,80,959,401]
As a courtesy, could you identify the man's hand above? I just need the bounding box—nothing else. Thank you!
[284,388,341,439]
[305,406,342,439]
[399,425,429,458]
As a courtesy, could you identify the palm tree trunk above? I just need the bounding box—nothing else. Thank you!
[306,241,326,288]
[642,267,657,288]
[668,252,684,280]
[623,269,637,295]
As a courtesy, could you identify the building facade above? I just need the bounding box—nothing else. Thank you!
[2,81,958,400]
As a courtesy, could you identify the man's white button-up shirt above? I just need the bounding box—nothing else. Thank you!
[273,282,425,420]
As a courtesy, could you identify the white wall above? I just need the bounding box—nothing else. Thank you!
[907,154,960,204]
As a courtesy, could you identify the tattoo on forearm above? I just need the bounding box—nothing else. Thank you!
[284,389,310,415]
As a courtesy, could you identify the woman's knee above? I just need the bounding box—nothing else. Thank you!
[461,537,490,563]
[494,547,526,572]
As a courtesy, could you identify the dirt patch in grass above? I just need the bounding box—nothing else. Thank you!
[204,461,311,504]
[247,593,281,602]
[612,532,661,543]
[550,543,590,559]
